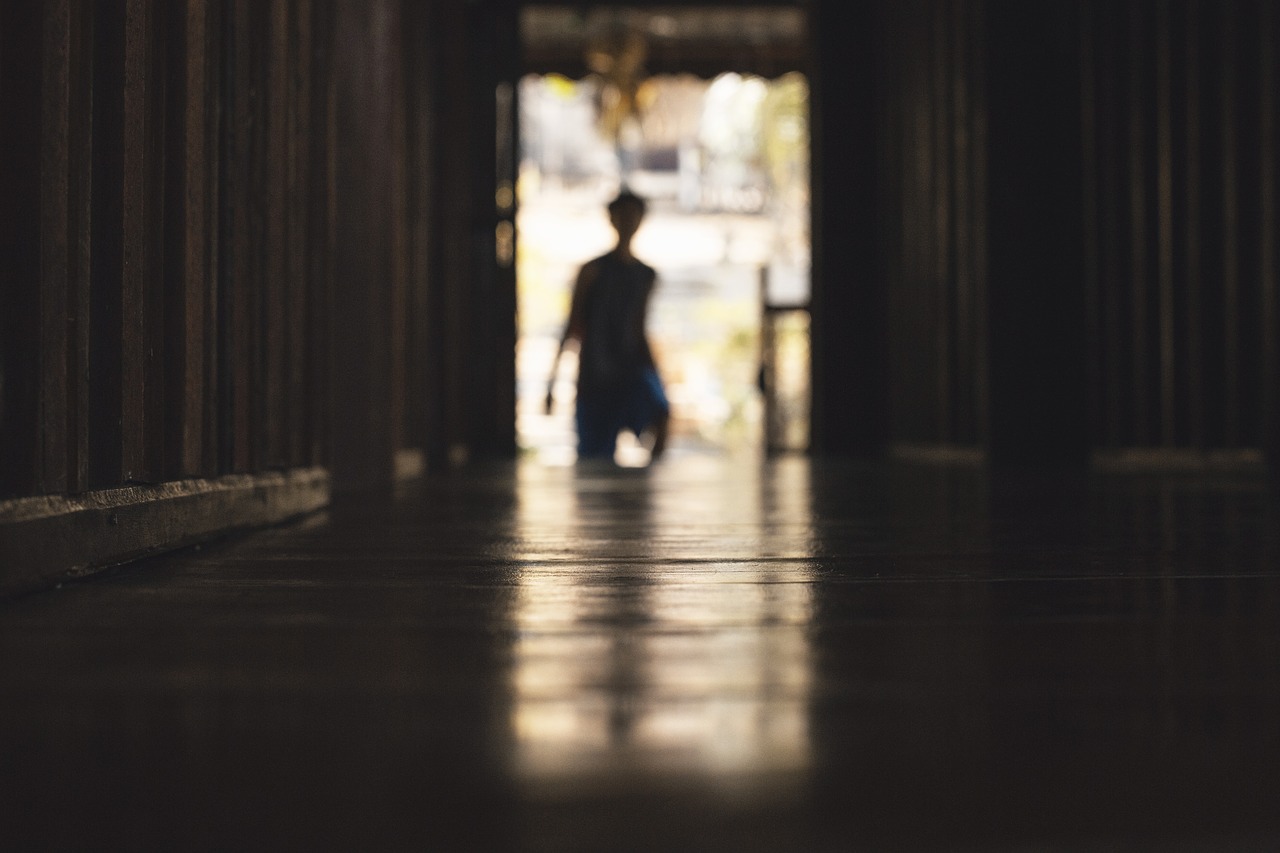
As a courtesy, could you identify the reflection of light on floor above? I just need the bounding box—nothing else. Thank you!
[508,619,813,777]
[613,432,652,467]
[507,461,816,783]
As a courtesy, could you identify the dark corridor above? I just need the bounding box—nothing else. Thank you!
[2,1,1280,849]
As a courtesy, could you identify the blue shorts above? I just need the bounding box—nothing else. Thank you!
[576,369,669,459]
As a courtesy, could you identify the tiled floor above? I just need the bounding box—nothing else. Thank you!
[3,455,1279,851]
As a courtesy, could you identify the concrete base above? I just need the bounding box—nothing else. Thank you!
[0,467,329,597]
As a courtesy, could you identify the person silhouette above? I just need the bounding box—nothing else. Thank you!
[545,190,669,463]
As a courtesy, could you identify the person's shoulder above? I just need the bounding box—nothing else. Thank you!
[577,256,606,281]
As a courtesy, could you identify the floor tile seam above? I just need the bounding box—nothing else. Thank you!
[813,571,1280,583]
[26,569,1280,599]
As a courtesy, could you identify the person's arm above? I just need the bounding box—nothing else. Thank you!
[637,267,658,368]
[545,261,596,413]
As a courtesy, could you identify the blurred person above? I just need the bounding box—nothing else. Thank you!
[545,190,669,463]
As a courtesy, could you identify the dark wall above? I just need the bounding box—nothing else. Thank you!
[809,0,887,456]
[330,0,404,489]
[984,0,1089,468]
[877,0,989,451]
[810,0,1279,469]
[218,0,334,479]
[0,0,461,500]
[0,0,306,499]
[1082,0,1279,454]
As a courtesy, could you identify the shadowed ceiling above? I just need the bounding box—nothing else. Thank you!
[520,5,809,78]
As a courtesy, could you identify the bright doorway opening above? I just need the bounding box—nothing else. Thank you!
[515,71,810,465]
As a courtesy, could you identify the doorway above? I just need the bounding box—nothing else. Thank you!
[513,12,811,463]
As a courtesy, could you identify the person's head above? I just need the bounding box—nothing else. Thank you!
[607,190,647,241]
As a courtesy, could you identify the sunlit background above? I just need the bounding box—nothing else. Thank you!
[516,71,811,464]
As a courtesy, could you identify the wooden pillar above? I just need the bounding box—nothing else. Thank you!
[463,0,507,458]
[0,1,43,498]
[432,0,473,465]
[487,1,520,459]
[329,0,401,490]
[984,1,1089,469]
[1261,0,1279,480]
[402,0,434,463]
[429,0,519,464]
[809,0,888,457]
[463,0,518,459]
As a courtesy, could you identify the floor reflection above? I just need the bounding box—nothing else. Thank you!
[508,457,816,782]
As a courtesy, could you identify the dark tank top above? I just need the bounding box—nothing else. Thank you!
[578,252,655,396]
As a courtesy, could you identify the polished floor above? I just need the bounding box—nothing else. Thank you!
[3,455,1280,851]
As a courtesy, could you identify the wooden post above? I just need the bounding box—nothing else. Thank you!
[809,0,887,456]
[984,0,1089,469]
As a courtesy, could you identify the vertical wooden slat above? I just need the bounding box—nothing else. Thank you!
[319,0,336,467]
[1220,0,1240,447]
[216,0,235,475]
[309,0,335,467]
[404,0,432,456]
[916,1,936,438]
[163,0,214,479]
[41,0,72,493]
[969,0,989,448]
[1261,0,1278,474]
[120,0,150,482]
[1155,0,1175,446]
[457,0,511,458]
[918,5,935,441]
[263,0,288,469]
[439,0,471,458]
[253,0,268,470]
[288,0,311,467]
[422,0,450,465]
[329,0,400,487]
[390,18,410,457]
[1080,0,1100,448]
[162,0,186,480]
[89,0,125,489]
[952,0,974,444]
[1098,1,1123,448]
[1127,0,1150,446]
[0,1,43,497]
[226,0,254,472]
[245,0,267,472]
[932,2,952,442]
[201,0,222,476]
[143,0,167,483]
[68,2,94,492]
[890,3,908,440]
[499,6,521,457]
[186,0,210,476]
[1183,0,1205,448]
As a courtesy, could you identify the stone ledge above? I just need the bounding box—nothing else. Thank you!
[1091,448,1267,475]
[0,467,330,598]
